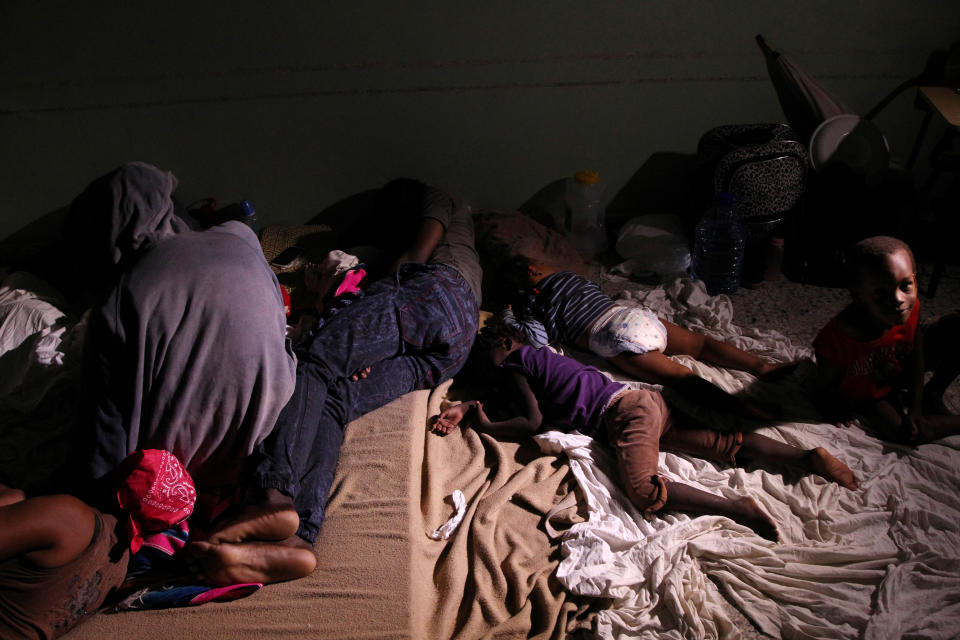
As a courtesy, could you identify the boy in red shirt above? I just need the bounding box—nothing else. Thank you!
[813,235,960,444]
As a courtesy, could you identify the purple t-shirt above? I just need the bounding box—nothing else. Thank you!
[501,345,625,435]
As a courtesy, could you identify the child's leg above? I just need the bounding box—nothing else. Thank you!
[737,433,859,490]
[861,393,960,444]
[660,423,858,490]
[913,415,960,442]
[605,390,673,514]
[663,481,778,541]
[861,398,920,444]
[661,320,796,380]
[0,495,97,567]
[607,392,779,540]
[922,312,960,415]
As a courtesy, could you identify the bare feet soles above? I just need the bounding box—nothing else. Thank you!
[808,447,859,490]
[732,496,779,542]
[208,503,300,545]
[188,539,317,586]
[191,492,315,586]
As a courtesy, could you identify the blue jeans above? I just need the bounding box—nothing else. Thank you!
[252,263,478,542]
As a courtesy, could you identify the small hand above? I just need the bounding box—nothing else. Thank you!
[432,401,478,435]
[350,366,372,382]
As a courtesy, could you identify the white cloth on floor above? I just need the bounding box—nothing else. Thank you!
[537,276,960,640]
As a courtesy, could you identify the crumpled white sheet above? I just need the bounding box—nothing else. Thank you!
[0,271,84,406]
[537,276,960,640]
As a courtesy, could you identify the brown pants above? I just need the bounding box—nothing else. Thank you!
[602,389,742,516]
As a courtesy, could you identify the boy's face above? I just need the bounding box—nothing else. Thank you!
[852,248,917,328]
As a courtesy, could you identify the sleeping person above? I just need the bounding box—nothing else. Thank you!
[68,162,296,501]
[188,179,484,586]
[496,256,797,420]
[432,318,859,541]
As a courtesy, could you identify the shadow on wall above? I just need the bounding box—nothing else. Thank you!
[518,152,705,241]
[0,207,74,297]
[519,149,925,289]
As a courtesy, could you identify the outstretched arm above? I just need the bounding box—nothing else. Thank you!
[432,371,544,437]
[0,495,96,568]
[392,217,445,271]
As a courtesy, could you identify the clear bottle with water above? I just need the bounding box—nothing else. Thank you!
[564,169,608,258]
[691,192,746,295]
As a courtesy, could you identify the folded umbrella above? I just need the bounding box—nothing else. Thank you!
[756,34,854,143]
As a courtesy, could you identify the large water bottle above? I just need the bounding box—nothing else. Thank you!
[216,199,261,234]
[564,169,607,258]
[691,192,746,295]
[236,199,260,234]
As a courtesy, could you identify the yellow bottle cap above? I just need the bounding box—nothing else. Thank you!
[573,169,600,185]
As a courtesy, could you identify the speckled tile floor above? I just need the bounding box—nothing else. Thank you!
[731,261,960,412]
[724,262,960,638]
[601,261,960,638]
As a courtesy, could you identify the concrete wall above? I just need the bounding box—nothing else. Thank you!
[2,1,958,241]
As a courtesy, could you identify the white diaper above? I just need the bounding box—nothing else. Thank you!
[587,305,668,358]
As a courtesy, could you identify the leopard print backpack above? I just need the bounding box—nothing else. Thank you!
[696,123,807,233]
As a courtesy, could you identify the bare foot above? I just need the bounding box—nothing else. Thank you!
[187,538,317,586]
[731,496,779,542]
[757,360,800,383]
[807,447,859,490]
[208,501,301,545]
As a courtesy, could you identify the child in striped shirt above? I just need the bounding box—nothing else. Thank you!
[498,256,796,420]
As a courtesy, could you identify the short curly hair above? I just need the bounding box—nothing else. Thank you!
[845,235,915,285]
[474,313,525,352]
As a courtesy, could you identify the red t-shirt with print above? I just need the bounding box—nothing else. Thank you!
[813,302,920,402]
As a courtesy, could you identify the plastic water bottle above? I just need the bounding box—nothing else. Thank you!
[691,193,746,295]
[237,199,260,234]
[216,199,261,234]
[564,169,608,258]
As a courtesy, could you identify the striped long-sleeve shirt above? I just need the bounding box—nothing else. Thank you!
[524,271,616,346]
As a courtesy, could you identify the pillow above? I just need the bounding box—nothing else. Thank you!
[472,209,594,307]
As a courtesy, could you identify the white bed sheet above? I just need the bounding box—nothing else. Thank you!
[538,277,960,640]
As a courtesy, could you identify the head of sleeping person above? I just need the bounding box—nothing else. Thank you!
[491,254,546,309]
[469,315,526,371]
[63,161,189,307]
[844,235,918,329]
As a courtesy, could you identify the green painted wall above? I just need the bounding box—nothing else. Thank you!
[2,1,958,240]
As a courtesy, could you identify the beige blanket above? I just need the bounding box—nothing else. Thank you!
[69,390,426,639]
[411,380,592,639]
[67,381,591,639]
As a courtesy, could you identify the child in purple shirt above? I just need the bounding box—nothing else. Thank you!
[434,320,859,541]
